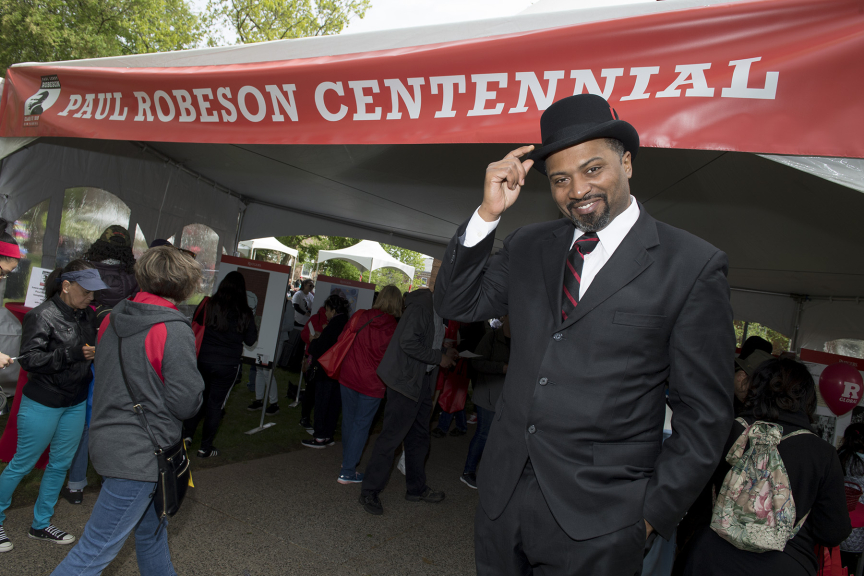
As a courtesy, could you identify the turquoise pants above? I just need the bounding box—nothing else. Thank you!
[0,396,85,529]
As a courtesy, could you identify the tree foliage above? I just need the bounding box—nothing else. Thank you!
[1,0,370,73]
[0,0,205,71]
[205,0,370,44]
[733,320,791,354]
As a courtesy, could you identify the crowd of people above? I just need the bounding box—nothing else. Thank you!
[0,216,519,573]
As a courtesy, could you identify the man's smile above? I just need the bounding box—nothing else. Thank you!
[568,196,606,216]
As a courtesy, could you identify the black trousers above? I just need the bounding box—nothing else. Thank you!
[301,372,317,421]
[475,460,646,576]
[313,373,342,439]
[361,371,434,498]
[183,362,240,451]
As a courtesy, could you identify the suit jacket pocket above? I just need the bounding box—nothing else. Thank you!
[592,441,661,469]
[612,311,665,329]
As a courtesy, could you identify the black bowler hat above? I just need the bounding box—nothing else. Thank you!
[526,94,639,174]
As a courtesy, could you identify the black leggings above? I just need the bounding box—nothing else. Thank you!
[183,362,240,451]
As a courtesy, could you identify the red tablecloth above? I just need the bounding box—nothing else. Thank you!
[0,302,49,468]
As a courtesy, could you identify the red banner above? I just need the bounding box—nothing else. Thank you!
[1,0,862,157]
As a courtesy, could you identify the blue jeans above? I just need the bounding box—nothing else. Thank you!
[464,405,494,474]
[340,386,381,476]
[67,424,89,490]
[51,477,176,576]
[0,396,85,528]
[437,409,467,433]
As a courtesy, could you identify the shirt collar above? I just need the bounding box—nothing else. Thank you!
[573,196,640,257]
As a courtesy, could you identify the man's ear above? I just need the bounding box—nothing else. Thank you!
[622,151,633,178]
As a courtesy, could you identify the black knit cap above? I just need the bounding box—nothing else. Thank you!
[526,94,639,174]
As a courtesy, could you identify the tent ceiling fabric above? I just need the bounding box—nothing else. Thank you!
[31,0,747,69]
[761,155,864,195]
[317,240,415,279]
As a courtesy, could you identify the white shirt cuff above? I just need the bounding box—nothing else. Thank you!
[460,207,500,247]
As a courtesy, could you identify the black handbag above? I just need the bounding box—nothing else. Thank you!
[114,323,191,523]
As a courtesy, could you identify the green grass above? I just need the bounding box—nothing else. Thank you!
[0,365,316,509]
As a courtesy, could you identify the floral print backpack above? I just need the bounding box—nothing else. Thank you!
[710,417,813,552]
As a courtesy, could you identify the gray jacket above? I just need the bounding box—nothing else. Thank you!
[89,296,204,482]
[471,328,510,412]
[376,289,442,402]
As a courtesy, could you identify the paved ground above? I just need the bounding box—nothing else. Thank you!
[2,430,478,576]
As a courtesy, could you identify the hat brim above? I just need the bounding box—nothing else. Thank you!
[77,277,109,291]
[527,119,639,175]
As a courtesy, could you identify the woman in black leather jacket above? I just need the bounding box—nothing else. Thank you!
[0,259,106,552]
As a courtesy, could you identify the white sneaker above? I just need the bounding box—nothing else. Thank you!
[29,524,75,545]
[0,525,12,552]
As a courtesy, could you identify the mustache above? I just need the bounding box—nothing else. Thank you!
[566,194,607,211]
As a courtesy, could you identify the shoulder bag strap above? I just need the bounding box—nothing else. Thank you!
[356,313,384,335]
[112,321,165,453]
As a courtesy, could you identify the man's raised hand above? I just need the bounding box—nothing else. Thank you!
[478,145,535,223]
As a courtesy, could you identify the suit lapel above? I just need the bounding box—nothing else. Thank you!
[541,221,576,328]
[559,207,660,331]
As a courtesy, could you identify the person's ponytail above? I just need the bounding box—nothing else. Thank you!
[44,268,64,300]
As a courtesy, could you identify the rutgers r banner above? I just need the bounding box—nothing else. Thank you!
[1,0,863,159]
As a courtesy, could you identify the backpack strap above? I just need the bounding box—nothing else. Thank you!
[726,418,754,465]
[781,428,814,441]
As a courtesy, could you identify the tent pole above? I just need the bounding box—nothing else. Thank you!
[790,297,806,353]
[245,366,276,435]
[233,206,246,256]
[289,369,304,408]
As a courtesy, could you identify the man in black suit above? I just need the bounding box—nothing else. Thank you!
[434,94,735,576]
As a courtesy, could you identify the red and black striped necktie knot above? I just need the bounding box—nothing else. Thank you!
[561,232,599,320]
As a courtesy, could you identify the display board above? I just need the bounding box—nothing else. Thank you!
[311,275,375,317]
[214,256,291,366]
[801,348,864,448]
[23,267,52,309]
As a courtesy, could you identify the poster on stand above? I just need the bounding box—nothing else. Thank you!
[801,348,864,448]
[214,256,291,367]
[311,275,375,317]
[23,267,52,309]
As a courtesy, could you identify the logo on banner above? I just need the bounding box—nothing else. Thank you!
[23,75,61,127]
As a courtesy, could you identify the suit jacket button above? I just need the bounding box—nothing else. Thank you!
[553,333,563,341]
[538,377,548,385]
[528,425,536,434]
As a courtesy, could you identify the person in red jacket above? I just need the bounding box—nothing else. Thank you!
[335,286,403,484]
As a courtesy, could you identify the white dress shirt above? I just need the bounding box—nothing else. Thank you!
[462,196,640,299]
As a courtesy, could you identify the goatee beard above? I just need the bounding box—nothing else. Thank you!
[567,197,611,232]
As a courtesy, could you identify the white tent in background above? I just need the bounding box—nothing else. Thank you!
[317,240,415,281]
[238,237,298,264]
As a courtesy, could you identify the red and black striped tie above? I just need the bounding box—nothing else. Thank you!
[562,232,600,320]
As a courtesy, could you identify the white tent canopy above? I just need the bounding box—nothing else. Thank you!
[317,240,415,280]
[0,0,863,353]
[238,237,298,262]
